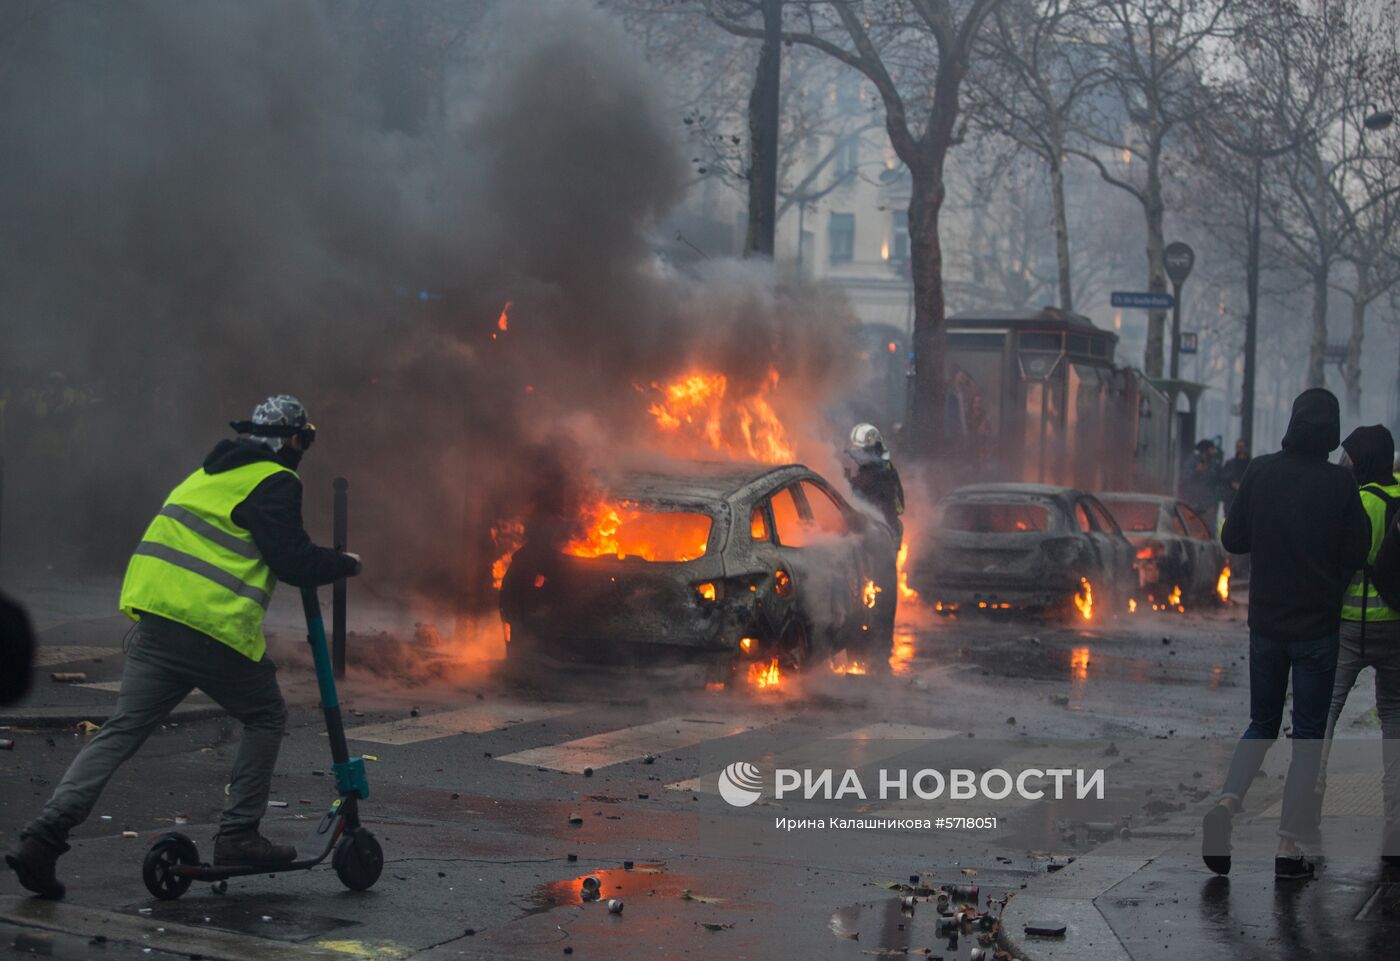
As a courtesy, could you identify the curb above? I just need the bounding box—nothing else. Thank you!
[0,703,226,729]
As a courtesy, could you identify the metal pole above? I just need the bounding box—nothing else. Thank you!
[1170,280,1183,381]
[332,477,348,680]
[1241,154,1262,453]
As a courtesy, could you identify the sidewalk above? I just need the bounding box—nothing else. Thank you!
[1001,794,1400,961]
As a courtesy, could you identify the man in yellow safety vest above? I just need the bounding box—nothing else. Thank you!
[1319,424,1400,864]
[6,395,361,899]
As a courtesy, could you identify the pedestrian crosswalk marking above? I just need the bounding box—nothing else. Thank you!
[495,714,776,774]
[665,723,960,793]
[35,646,117,667]
[343,703,576,745]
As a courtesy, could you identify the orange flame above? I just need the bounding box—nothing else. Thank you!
[748,658,782,689]
[896,542,919,601]
[1168,584,1184,612]
[829,658,868,676]
[490,520,525,591]
[1073,577,1093,620]
[647,368,794,463]
[1128,597,1138,614]
[497,300,511,331]
[1217,565,1230,602]
[562,499,710,562]
[862,578,881,609]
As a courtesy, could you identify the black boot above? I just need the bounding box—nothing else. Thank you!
[5,836,66,899]
[1202,803,1233,876]
[213,828,296,867]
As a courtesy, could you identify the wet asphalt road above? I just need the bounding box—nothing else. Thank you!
[4,588,1397,960]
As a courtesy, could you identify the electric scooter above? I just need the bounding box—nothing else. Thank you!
[141,587,382,899]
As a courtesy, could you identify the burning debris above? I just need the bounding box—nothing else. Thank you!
[1073,578,1094,621]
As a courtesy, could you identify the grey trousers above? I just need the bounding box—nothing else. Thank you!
[24,614,286,850]
[1319,619,1400,828]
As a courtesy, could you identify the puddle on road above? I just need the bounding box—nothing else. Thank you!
[522,862,709,916]
[964,640,1235,690]
[829,897,990,958]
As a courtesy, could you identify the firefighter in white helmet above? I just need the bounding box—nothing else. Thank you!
[845,423,905,541]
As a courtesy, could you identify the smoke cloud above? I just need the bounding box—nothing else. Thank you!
[1,0,860,620]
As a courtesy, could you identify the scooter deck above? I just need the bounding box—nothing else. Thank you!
[173,850,336,882]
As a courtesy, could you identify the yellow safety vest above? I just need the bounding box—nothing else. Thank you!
[118,460,295,660]
[1342,479,1400,623]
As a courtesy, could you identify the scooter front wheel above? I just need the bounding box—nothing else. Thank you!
[143,832,198,900]
[333,828,383,891]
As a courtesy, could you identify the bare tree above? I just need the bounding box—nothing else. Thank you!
[1257,0,1398,394]
[704,0,1004,458]
[1067,0,1234,378]
[966,0,1109,311]
[1338,158,1400,414]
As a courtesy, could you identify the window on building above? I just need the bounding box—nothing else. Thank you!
[833,138,859,180]
[828,213,855,263]
[892,210,909,262]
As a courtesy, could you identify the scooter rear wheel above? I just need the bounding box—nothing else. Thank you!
[143,832,198,900]
[333,828,383,891]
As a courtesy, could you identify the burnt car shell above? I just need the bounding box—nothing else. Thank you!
[917,483,1134,611]
[500,463,896,667]
[1097,492,1226,601]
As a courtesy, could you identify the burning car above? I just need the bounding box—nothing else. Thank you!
[1097,493,1228,604]
[916,483,1135,617]
[499,462,899,678]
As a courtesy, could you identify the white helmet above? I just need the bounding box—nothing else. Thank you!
[849,423,884,451]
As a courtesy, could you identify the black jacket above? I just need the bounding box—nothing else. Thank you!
[203,439,357,588]
[1221,389,1369,640]
[848,452,905,535]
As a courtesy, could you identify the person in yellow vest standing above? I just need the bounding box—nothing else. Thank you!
[1318,424,1400,864]
[6,396,361,899]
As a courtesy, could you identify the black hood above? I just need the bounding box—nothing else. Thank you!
[1342,425,1395,486]
[203,438,301,474]
[1281,388,1341,458]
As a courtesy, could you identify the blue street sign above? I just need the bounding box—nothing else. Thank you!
[1111,291,1174,310]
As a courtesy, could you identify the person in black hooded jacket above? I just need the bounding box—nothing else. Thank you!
[1202,388,1369,881]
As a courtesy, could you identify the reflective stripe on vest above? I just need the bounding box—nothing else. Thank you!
[118,459,294,660]
[1342,480,1400,622]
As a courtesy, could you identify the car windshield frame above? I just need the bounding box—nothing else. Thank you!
[560,497,721,563]
[1101,499,1162,533]
[939,498,1056,534]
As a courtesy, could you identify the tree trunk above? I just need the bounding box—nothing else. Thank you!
[1344,262,1369,416]
[906,166,948,462]
[1049,144,1073,313]
[1143,152,1167,377]
[1306,264,1329,388]
[743,0,781,258]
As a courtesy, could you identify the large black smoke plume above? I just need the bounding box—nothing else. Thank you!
[0,1,858,617]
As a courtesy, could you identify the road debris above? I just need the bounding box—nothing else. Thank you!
[75,721,100,734]
[680,889,725,904]
[121,831,138,838]
[698,922,733,932]
[50,672,87,683]
[580,876,601,899]
[568,812,583,824]
[1024,920,1067,937]
[607,898,624,914]
[0,738,14,750]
